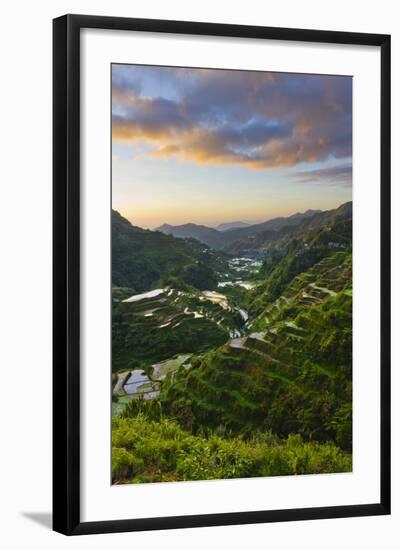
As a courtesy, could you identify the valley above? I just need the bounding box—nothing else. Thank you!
[111,203,353,484]
[112,255,261,413]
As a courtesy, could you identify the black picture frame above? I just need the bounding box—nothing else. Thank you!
[53,14,391,536]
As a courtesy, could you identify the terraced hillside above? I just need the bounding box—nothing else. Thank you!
[111,208,353,483]
[246,205,352,312]
[249,251,352,330]
[112,287,247,371]
[161,251,352,450]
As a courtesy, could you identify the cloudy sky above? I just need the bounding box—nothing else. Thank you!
[112,64,352,228]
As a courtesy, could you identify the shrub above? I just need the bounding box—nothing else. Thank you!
[111,415,351,484]
[112,447,144,481]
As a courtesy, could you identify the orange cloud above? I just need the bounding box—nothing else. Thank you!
[112,66,352,170]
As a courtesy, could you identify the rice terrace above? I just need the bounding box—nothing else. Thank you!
[111,64,353,484]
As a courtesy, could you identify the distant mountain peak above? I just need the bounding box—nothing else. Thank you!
[156,223,173,231]
[291,208,322,218]
[304,208,322,215]
[155,222,224,249]
[153,204,349,251]
[216,221,251,232]
[156,222,213,232]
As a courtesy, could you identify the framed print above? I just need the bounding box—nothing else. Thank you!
[53,14,391,535]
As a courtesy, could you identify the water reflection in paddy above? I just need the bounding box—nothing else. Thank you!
[124,370,149,394]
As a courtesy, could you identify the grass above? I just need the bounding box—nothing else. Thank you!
[111,220,353,483]
[112,414,352,484]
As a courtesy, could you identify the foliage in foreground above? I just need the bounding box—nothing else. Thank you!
[112,415,351,484]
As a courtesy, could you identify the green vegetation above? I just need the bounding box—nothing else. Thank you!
[112,204,353,483]
[112,210,227,292]
[161,281,352,450]
[112,415,351,484]
[112,288,244,370]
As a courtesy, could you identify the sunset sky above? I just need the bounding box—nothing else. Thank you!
[112,64,352,229]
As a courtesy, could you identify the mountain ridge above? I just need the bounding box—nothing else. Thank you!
[155,222,224,249]
[226,201,352,254]
[112,210,227,292]
[216,221,252,232]
[154,205,351,251]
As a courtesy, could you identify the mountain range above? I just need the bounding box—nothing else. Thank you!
[155,206,352,252]
[226,202,352,254]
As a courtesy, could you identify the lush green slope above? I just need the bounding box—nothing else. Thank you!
[247,205,352,311]
[156,222,225,249]
[161,251,352,450]
[112,414,351,484]
[112,287,246,371]
[111,205,353,482]
[112,210,227,292]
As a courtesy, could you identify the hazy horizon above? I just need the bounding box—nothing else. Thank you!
[112,65,352,229]
[114,200,352,231]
